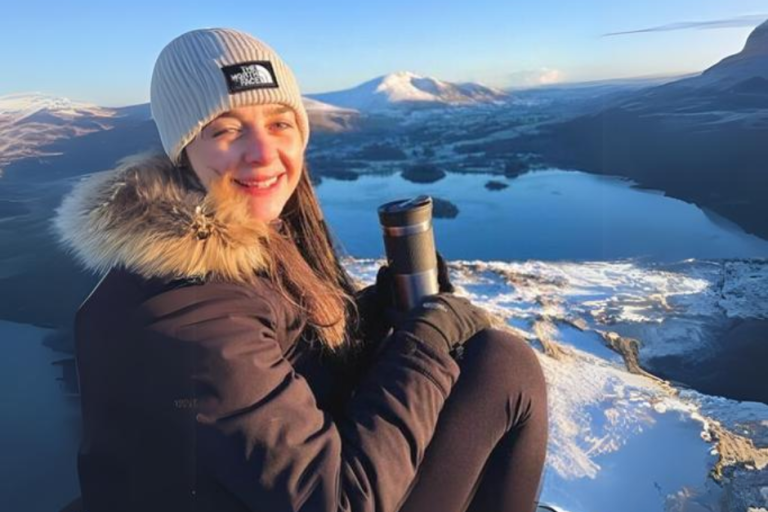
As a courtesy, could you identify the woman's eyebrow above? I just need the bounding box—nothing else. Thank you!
[208,114,240,123]
[211,107,292,122]
[265,106,292,116]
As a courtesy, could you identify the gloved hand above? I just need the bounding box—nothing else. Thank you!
[355,252,454,342]
[397,293,491,358]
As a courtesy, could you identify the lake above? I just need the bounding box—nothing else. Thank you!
[316,169,768,261]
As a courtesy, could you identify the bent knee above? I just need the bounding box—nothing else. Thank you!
[464,329,547,402]
[466,328,543,376]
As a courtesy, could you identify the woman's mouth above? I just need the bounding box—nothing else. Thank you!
[232,174,284,193]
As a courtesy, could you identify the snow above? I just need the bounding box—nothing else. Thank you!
[302,96,358,114]
[347,257,768,511]
[308,71,509,111]
[719,260,768,319]
[377,71,439,103]
[0,93,117,173]
[440,258,766,363]
[0,92,114,122]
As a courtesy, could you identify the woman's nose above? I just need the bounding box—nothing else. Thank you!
[242,128,277,165]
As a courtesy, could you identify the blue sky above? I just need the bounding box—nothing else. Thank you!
[2,0,767,106]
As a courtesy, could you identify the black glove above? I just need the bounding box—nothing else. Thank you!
[355,252,454,342]
[397,293,491,357]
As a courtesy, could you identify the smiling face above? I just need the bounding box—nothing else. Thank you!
[184,103,304,223]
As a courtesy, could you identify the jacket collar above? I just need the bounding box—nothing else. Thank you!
[54,153,275,284]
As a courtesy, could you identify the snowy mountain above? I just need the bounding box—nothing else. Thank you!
[309,71,509,111]
[0,93,115,122]
[0,93,123,175]
[303,97,360,133]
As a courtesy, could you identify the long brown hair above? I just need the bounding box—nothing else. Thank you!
[273,163,361,353]
[180,153,360,353]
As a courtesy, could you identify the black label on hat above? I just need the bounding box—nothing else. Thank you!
[221,61,279,94]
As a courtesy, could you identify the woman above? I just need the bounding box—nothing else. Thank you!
[55,28,548,512]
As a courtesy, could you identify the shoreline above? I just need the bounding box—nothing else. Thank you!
[644,318,768,405]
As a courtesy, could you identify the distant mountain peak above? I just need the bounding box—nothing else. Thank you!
[308,71,508,112]
[743,19,768,55]
[302,97,357,113]
[673,18,768,89]
[0,93,120,173]
[302,97,360,133]
[0,92,114,123]
[384,70,421,80]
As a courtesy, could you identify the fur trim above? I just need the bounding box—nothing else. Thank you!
[54,153,274,284]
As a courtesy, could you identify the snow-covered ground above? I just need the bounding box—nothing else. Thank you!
[347,257,768,512]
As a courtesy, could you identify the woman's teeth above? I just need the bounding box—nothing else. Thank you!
[234,176,280,189]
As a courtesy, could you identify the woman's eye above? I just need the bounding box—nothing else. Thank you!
[212,127,241,137]
[271,121,293,131]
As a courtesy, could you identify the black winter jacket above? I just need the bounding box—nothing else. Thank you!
[55,155,461,512]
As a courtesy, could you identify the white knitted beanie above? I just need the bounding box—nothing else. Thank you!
[150,28,310,164]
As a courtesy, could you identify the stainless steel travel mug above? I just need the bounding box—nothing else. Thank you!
[378,195,439,311]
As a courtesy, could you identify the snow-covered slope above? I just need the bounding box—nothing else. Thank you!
[347,257,768,512]
[0,93,118,174]
[309,71,509,111]
[0,93,114,123]
[303,97,360,133]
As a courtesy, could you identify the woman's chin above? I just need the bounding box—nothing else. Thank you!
[247,202,283,224]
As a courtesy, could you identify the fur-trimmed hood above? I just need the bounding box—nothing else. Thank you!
[54,153,276,284]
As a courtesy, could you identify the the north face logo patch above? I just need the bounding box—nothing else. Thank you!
[221,61,279,93]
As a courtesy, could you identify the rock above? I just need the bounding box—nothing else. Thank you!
[504,158,528,178]
[485,180,508,191]
[431,197,459,218]
[356,143,407,161]
[401,164,446,184]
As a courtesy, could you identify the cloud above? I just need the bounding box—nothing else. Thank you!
[603,13,768,37]
[506,68,565,87]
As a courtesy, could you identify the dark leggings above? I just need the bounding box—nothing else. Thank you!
[396,329,548,512]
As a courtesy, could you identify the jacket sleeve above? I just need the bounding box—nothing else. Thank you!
[140,282,460,512]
